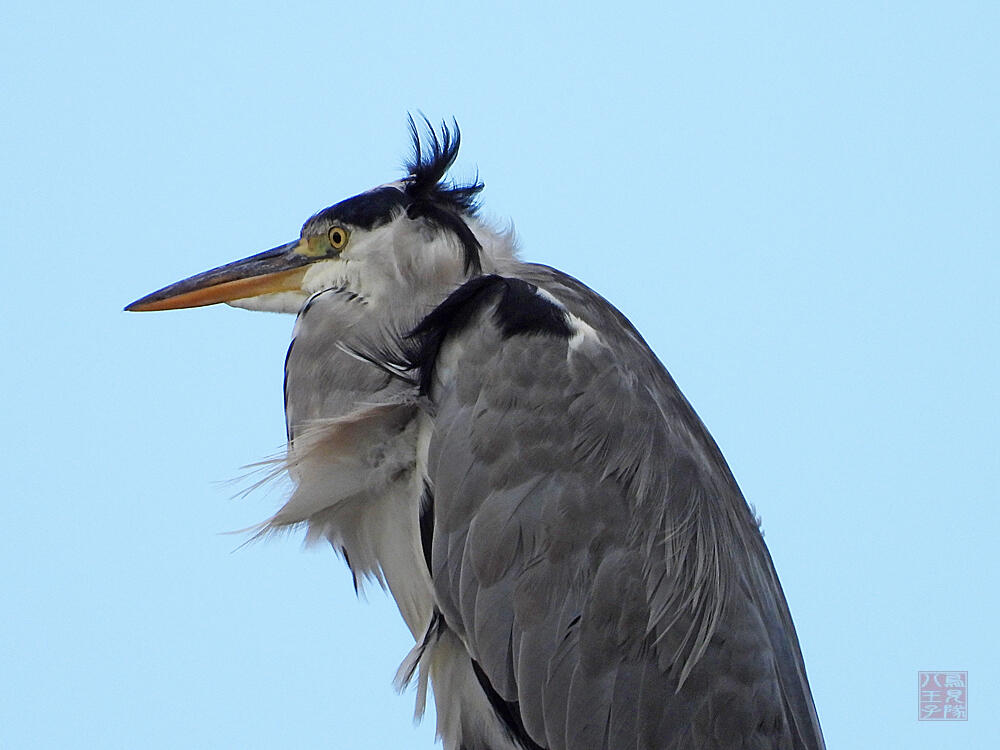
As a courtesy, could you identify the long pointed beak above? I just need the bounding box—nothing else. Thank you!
[125,241,311,312]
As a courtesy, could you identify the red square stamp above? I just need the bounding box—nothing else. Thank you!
[918,671,968,720]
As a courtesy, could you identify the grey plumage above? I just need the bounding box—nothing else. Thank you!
[126,120,825,750]
[414,269,823,749]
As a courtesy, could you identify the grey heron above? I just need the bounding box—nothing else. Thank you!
[126,120,826,750]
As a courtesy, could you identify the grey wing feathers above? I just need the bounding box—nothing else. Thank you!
[421,269,825,750]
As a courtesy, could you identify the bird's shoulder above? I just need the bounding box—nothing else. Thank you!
[407,267,824,749]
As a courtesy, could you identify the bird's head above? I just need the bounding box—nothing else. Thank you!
[126,120,507,317]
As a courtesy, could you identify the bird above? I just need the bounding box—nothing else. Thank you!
[126,119,826,750]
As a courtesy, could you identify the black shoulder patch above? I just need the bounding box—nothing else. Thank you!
[406,274,501,394]
[406,275,571,395]
[490,277,572,340]
[471,659,546,750]
[419,480,434,575]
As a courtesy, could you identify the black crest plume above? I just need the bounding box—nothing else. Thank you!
[403,115,484,275]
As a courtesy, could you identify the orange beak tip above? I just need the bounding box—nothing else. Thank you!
[125,257,310,313]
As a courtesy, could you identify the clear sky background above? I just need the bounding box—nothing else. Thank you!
[1,2,997,748]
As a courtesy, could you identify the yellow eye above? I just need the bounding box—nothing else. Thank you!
[328,226,350,250]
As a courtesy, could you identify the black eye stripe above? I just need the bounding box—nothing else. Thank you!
[305,187,407,233]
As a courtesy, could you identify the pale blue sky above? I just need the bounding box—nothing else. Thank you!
[2,2,997,748]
